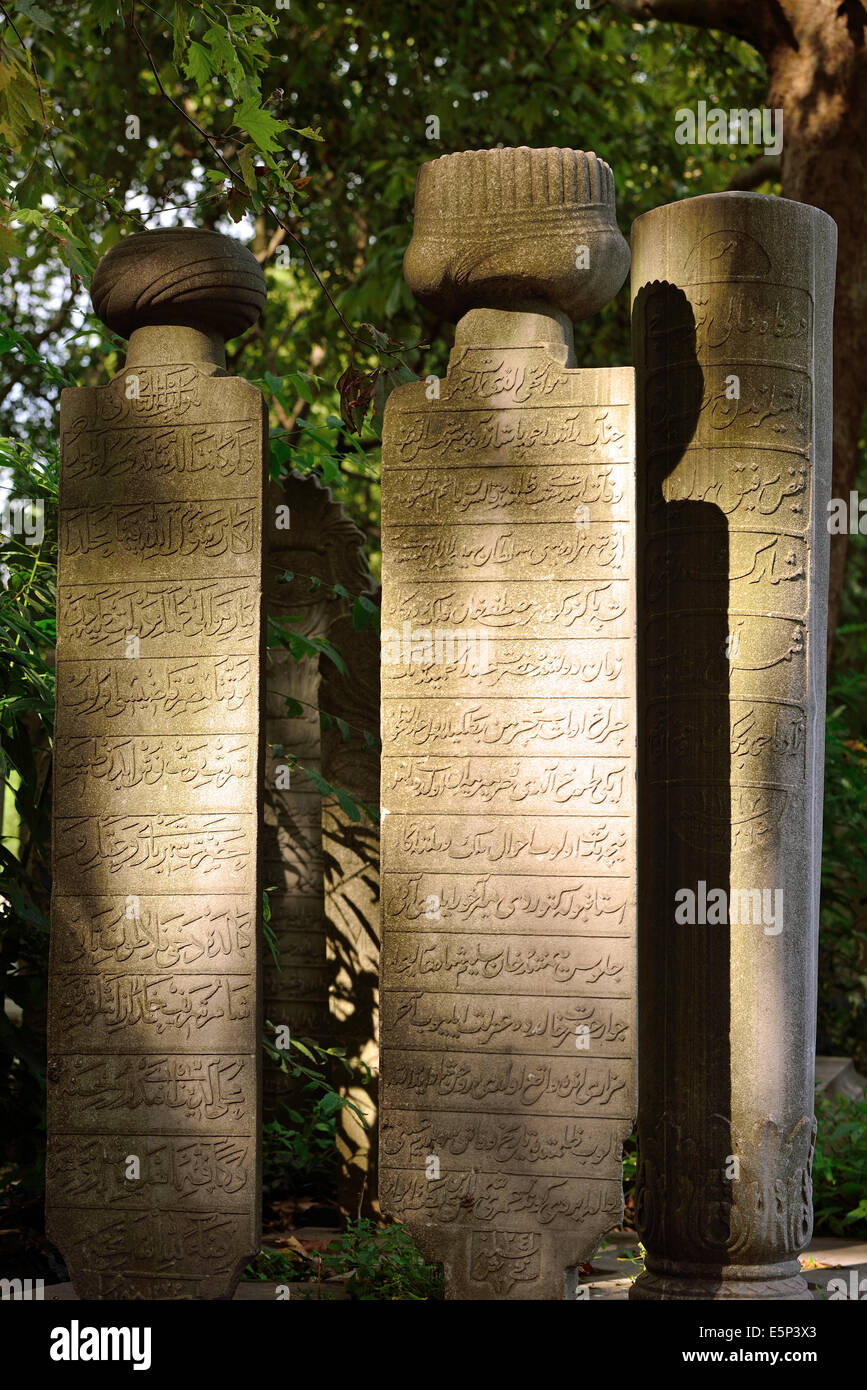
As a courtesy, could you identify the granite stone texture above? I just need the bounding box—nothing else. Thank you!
[47,228,267,1300]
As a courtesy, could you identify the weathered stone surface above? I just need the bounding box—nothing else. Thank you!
[319,591,381,1214]
[404,147,630,323]
[47,228,267,1300]
[264,473,334,1113]
[91,227,266,340]
[380,148,636,1298]
[630,193,836,1300]
[264,472,381,1205]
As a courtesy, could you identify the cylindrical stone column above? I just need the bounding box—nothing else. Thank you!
[380,147,637,1299]
[630,193,836,1299]
[47,229,267,1299]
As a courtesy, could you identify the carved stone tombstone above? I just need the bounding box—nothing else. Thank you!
[47,229,267,1299]
[264,473,335,1112]
[265,472,380,1208]
[631,194,836,1299]
[379,148,637,1298]
[319,586,381,1212]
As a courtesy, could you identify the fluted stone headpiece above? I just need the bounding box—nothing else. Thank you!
[90,227,267,341]
[403,147,630,323]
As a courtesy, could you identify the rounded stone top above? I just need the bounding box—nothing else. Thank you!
[403,147,630,323]
[91,228,267,341]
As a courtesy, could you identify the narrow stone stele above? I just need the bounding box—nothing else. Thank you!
[380,147,637,1299]
[319,567,381,1213]
[47,228,267,1300]
[264,473,338,1114]
[263,469,381,1194]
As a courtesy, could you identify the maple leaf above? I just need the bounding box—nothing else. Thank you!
[235,97,288,155]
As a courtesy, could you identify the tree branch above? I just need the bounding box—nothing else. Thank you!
[254,226,287,266]
[541,0,608,64]
[726,152,781,190]
[606,0,773,50]
[25,291,78,347]
[266,308,311,374]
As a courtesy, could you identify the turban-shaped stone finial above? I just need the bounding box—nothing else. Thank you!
[90,227,267,342]
[403,147,630,323]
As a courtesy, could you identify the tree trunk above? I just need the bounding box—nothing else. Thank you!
[611,0,867,655]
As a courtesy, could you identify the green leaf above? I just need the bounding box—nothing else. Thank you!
[335,787,362,823]
[90,0,120,32]
[0,224,24,264]
[318,455,342,488]
[352,594,379,631]
[384,276,403,318]
[229,11,278,36]
[287,371,315,405]
[0,60,43,147]
[16,2,56,31]
[235,98,288,155]
[203,23,244,90]
[301,765,332,798]
[184,41,214,90]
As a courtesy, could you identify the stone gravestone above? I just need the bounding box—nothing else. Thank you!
[379,148,637,1298]
[264,473,335,1112]
[630,193,836,1299]
[265,471,381,1212]
[46,229,267,1300]
[319,584,381,1213]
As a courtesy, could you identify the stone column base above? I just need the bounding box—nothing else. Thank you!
[630,1266,812,1301]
